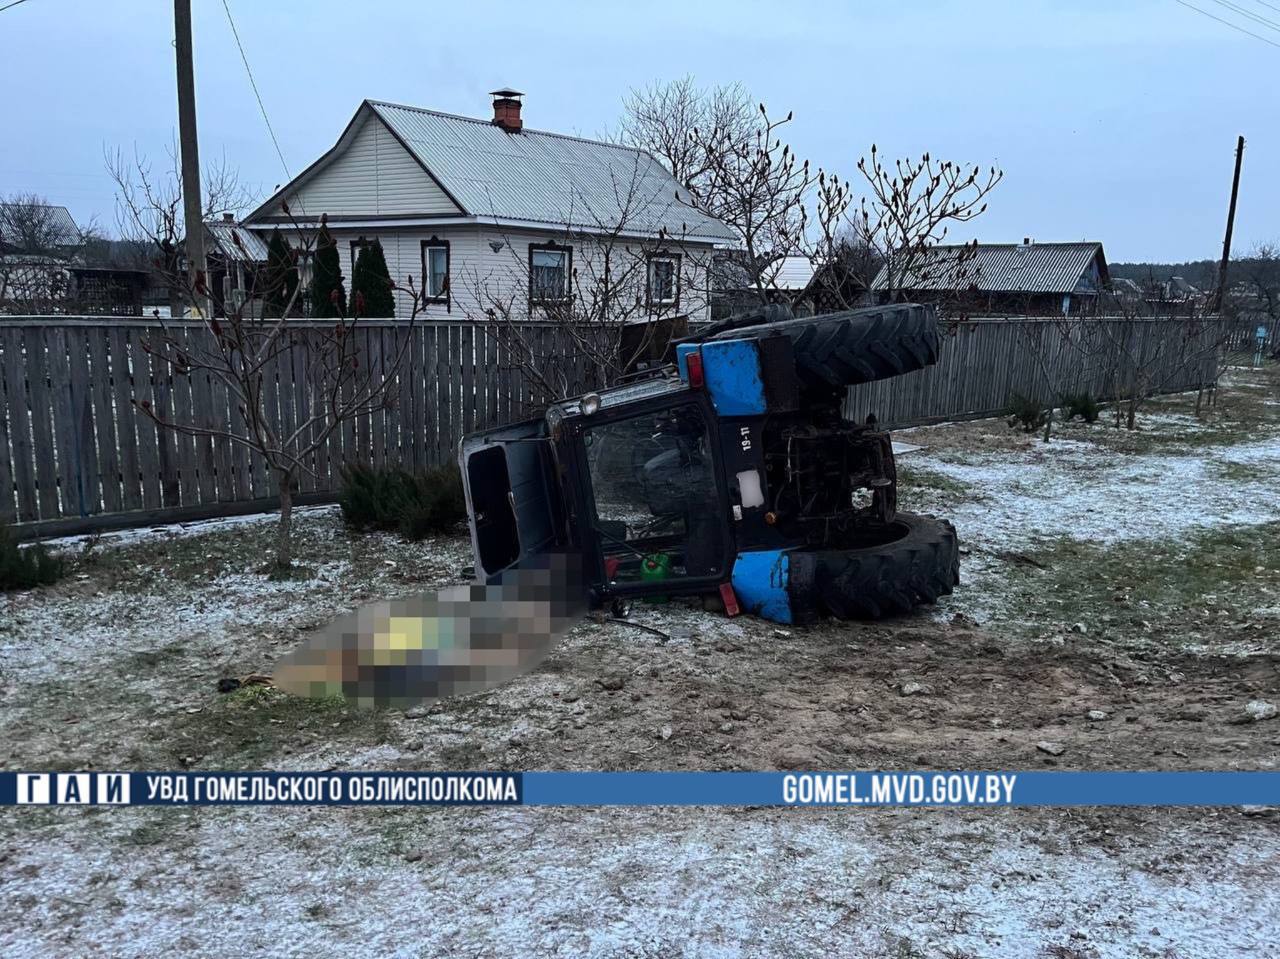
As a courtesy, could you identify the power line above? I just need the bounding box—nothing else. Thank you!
[1207,0,1280,31]
[1251,0,1280,15]
[1174,0,1280,46]
[220,0,291,180]
[0,0,35,13]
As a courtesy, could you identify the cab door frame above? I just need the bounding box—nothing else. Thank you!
[559,389,735,600]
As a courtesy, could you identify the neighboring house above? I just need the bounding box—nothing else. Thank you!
[0,203,82,311]
[242,90,735,322]
[872,240,1110,316]
[1,202,149,315]
[1164,275,1202,302]
[1110,277,1143,298]
[712,255,872,319]
[712,255,816,320]
[205,214,270,317]
[65,266,150,316]
[0,202,81,255]
[761,255,818,301]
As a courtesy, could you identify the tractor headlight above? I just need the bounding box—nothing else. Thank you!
[580,393,602,416]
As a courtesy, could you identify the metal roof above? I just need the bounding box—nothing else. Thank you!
[0,203,80,249]
[761,255,817,291]
[363,100,735,241]
[205,219,269,262]
[871,242,1107,294]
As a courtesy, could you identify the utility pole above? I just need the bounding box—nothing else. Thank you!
[174,0,207,316]
[1212,135,1245,314]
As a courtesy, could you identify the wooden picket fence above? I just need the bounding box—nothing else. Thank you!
[0,317,599,537]
[0,314,1222,538]
[843,315,1221,426]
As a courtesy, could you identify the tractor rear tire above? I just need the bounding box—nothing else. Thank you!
[710,304,940,390]
[788,512,960,622]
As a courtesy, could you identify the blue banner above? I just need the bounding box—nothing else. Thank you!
[523,771,1279,806]
[1,771,1275,807]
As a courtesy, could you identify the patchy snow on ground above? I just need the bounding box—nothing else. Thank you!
[41,503,341,551]
[4,804,1275,959]
[908,433,1280,550]
[3,371,1279,959]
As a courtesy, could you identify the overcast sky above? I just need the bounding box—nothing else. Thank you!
[3,0,1276,262]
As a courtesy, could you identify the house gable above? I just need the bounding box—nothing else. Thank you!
[262,108,463,220]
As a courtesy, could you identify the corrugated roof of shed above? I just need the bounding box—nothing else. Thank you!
[0,203,81,247]
[871,242,1107,294]
[205,219,269,262]
[762,255,817,291]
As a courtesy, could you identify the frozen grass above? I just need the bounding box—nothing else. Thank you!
[2,367,1279,958]
[896,366,1280,634]
[3,805,1275,959]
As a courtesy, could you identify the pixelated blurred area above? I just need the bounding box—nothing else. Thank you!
[274,552,586,709]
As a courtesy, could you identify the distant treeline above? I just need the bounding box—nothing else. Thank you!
[1109,258,1279,291]
[1108,260,1220,288]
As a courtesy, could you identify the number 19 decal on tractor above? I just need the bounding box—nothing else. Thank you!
[459,304,960,625]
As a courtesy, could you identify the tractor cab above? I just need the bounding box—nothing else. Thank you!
[462,373,733,602]
[460,304,961,624]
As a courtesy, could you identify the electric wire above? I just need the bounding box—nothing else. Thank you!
[220,0,291,179]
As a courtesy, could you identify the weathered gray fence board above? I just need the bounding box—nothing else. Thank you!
[168,334,199,507]
[24,327,62,518]
[1,327,35,521]
[133,334,163,510]
[289,339,312,493]
[147,345,181,509]
[845,316,1218,428]
[86,329,122,514]
[1,315,1223,536]
[65,327,99,518]
[262,346,282,493]
[0,330,18,522]
[424,325,439,466]
[106,328,142,512]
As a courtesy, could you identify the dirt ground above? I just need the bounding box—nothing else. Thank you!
[1,367,1278,958]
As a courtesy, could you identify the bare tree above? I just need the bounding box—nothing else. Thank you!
[619,77,751,190]
[621,80,815,308]
[462,157,710,401]
[107,146,255,314]
[815,147,1002,309]
[622,80,1003,318]
[0,192,99,313]
[1010,307,1110,442]
[1086,298,1224,430]
[115,156,422,572]
[685,104,814,303]
[1235,242,1280,360]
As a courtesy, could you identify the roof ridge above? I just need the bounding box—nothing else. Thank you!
[926,241,1101,249]
[366,99,649,158]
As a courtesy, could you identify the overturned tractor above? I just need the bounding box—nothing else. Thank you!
[460,304,960,624]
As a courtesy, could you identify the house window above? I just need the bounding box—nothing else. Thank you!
[647,253,680,310]
[529,242,571,307]
[420,238,450,308]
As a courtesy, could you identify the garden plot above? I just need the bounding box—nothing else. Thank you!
[894,365,1280,640]
[1,368,1277,958]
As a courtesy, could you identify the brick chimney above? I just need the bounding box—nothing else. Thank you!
[490,88,524,132]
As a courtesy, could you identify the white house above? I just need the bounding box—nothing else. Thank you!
[243,90,734,322]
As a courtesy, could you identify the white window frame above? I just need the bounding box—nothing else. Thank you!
[647,252,680,311]
[529,242,572,308]
[420,238,450,309]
